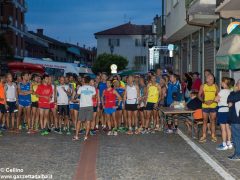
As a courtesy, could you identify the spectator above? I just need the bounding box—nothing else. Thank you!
[192,72,202,92]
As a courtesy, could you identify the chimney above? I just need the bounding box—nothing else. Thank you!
[37,29,44,35]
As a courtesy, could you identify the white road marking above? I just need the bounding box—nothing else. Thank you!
[178,129,235,180]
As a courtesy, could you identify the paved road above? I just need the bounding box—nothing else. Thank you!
[0,130,230,180]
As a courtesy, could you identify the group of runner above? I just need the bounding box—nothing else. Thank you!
[0,68,240,160]
[0,69,182,140]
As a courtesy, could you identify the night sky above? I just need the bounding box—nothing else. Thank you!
[26,0,162,47]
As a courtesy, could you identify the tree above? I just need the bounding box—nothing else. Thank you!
[92,53,128,74]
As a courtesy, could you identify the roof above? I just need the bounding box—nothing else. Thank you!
[94,22,154,36]
[28,31,66,47]
[24,36,48,48]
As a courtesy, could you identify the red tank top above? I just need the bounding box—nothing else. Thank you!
[104,88,116,108]
[92,88,98,107]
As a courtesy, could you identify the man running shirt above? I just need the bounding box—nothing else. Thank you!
[18,82,31,107]
[5,82,17,113]
[36,84,53,109]
[56,84,70,105]
[115,88,124,110]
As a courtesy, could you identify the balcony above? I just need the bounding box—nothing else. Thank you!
[186,0,219,25]
[216,0,240,19]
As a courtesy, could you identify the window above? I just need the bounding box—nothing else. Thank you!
[135,39,145,47]
[108,39,120,47]
[135,56,147,66]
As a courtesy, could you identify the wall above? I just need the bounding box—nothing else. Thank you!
[96,35,149,71]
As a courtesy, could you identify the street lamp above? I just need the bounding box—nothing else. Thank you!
[110,45,114,55]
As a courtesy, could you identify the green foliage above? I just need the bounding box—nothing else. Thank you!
[92,53,128,74]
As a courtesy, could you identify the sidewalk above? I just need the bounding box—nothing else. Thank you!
[179,123,240,179]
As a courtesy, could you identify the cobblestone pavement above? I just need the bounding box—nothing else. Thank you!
[0,132,82,180]
[180,124,240,179]
[96,132,222,180]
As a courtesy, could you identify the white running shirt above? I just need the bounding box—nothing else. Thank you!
[5,83,17,102]
[218,89,231,112]
[126,85,138,104]
[77,85,96,108]
[57,84,70,105]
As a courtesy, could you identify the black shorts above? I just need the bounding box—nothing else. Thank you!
[58,105,70,116]
[7,101,17,113]
[93,106,98,113]
[145,103,156,111]
[0,104,6,113]
[125,104,138,111]
[139,107,145,112]
[31,101,38,108]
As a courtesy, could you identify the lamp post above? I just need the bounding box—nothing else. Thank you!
[110,45,114,55]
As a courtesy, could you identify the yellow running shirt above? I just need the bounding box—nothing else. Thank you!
[31,83,39,102]
[147,84,159,103]
[202,84,217,108]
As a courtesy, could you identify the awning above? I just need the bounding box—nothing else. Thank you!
[216,0,240,19]
[216,26,240,70]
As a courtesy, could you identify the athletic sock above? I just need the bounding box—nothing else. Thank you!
[222,142,227,146]
[227,141,231,146]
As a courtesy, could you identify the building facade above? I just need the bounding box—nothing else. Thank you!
[164,0,237,82]
[95,22,159,72]
[0,0,27,60]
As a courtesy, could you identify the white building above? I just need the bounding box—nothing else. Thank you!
[95,22,158,72]
[164,0,238,82]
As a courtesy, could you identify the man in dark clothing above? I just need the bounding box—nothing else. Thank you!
[227,80,240,161]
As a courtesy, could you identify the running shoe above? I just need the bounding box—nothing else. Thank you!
[211,136,217,143]
[216,144,228,151]
[126,130,133,135]
[173,128,178,134]
[84,136,88,141]
[113,131,118,136]
[1,125,7,131]
[80,129,86,135]
[18,125,22,130]
[54,128,60,133]
[40,130,46,136]
[90,130,96,136]
[107,131,113,136]
[165,129,173,134]
[66,131,71,135]
[228,155,240,161]
[72,136,79,141]
[227,143,233,150]
[58,130,63,135]
[44,130,49,135]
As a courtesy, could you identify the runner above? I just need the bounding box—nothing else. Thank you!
[124,75,140,135]
[16,72,32,133]
[31,74,40,132]
[90,79,99,135]
[0,76,7,136]
[138,77,147,133]
[114,80,125,129]
[145,75,161,133]
[102,79,122,136]
[36,75,53,136]
[98,73,107,130]
[73,76,96,141]
[56,76,72,135]
[198,74,219,143]
[49,76,59,133]
[5,73,17,130]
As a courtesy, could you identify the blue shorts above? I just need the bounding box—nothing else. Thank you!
[217,112,229,124]
[69,104,79,111]
[104,108,116,115]
[202,108,217,113]
[18,100,31,107]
